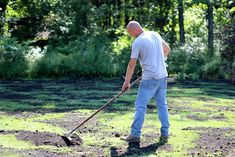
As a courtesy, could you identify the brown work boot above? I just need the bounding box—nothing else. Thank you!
[159,135,169,145]
[121,135,140,142]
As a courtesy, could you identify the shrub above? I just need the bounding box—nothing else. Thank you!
[0,37,29,79]
[219,17,235,82]
[112,31,132,75]
[167,36,206,80]
[202,58,221,80]
[33,34,117,78]
[112,29,142,76]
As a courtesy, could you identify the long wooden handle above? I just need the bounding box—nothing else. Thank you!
[67,76,142,136]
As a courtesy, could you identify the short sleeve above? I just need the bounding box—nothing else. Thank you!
[131,42,139,59]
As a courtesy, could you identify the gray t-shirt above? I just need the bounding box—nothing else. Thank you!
[131,31,168,80]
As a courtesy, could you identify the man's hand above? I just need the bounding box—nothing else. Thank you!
[162,39,170,58]
[122,58,137,91]
[122,81,131,91]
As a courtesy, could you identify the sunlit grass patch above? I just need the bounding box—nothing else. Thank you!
[42,102,57,109]
[81,133,100,146]
[28,112,66,121]
[0,150,25,157]
[0,114,63,134]
[224,111,235,127]
[0,134,36,149]
[98,112,133,130]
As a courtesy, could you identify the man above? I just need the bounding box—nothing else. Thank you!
[121,21,170,143]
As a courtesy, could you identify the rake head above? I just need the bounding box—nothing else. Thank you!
[61,134,83,146]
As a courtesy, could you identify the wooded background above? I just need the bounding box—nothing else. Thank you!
[0,0,234,81]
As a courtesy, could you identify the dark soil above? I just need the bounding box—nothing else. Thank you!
[0,148,74,157]
[0,130,97,157]
[0,130,82,147]
[186,113,226,121]
[183,127,235,156]
[37,112,99,134]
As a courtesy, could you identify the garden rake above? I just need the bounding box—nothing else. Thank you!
[61,76,142,146]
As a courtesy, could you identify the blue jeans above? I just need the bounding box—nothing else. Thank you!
[130,77,170,138]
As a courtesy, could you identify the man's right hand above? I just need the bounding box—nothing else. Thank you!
[122,81,131,91]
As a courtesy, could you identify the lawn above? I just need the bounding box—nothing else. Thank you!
[0,78,234,157]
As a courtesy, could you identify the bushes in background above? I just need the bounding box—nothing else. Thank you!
[33,34,118,78]
[219,18,235,81]
[0,37,29,79]
[0,31,233,81]
[167,37,206,80]
[167,31,234,81]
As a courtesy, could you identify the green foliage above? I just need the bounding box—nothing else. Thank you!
[167,36,206,80]
[219,17,235,81]
[33,34,117,78]
[184,4,207,38]
[0,37,29,79]
[112,30,132,75]
[0,0,233,80]
[6,0,59,41]
[202,57,221,80]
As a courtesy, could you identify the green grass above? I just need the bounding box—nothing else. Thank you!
[0,134,36,149]
[0,114,64,134]
[0,79,234,156]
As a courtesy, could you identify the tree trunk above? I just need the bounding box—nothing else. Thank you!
[170,2,177,45]
[207,0,214,56]
[0,0,9,35]
[158,0,164,32]
[178,0,185,43]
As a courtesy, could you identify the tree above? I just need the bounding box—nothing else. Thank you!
[6,0,55,42]
[220,17,235,82]
[207,0,214,56]
[178,0,185,43]
[168,0,177,45]
[0,0,9,35]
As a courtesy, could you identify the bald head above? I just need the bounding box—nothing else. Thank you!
[126,21,144,38]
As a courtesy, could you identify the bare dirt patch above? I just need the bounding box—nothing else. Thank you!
[183,127,235,156]
[0,130,99,157]
[17,131,82,147]
[37,112,100,134]
[0,130,82,147]
[186,113,226,121]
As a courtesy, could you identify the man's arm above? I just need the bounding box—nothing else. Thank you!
[162,39,171,58]
[122,58,137,91]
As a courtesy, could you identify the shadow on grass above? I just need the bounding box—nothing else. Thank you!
[0,79,136,113]
[173,81,235,98]
[110,141,166,157]
[0,79,234,113]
